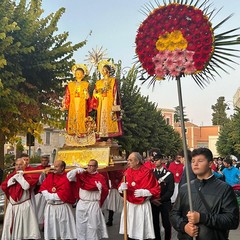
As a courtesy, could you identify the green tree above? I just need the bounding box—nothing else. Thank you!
[174,106,189,123]
[0,0,86,168]
[211,96,228,125]
[117,67,182,155]
[217,107,240,159]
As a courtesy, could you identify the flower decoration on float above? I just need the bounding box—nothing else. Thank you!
[135,0,240,87]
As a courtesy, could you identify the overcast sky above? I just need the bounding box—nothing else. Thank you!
[42,0,240,125]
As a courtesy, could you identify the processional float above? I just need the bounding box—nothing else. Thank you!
[56,60,126,171]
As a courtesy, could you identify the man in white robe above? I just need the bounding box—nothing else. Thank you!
[67,159,109,240]
[40,160,77,240]
[1,158,41,240]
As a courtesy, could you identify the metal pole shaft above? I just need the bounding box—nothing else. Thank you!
[176,76,194,212]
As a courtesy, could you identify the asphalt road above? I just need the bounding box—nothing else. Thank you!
[0,211,239,239]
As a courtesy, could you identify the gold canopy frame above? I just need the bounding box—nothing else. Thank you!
[56,146,110,167]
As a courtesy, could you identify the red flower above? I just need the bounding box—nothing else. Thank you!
[135,3,214,77]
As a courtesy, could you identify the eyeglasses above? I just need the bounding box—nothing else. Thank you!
[88,164,97,167]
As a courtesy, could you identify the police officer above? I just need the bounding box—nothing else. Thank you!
[151,151,175,240]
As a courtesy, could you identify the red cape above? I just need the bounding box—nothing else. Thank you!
[1,171,37,202]
[40,172,76,204]
[121,165,160,204]
[77,171,109,207]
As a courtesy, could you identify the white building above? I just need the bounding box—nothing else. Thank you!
[4,127,65,163]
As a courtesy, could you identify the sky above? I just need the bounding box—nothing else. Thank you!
[41,0,240,126]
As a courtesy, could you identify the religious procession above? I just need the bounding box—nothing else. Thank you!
[1,0,240,240]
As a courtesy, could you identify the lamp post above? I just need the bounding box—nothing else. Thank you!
[226,100,235,118]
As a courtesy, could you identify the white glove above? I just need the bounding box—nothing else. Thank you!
[134,189,152,198]
[7,176,16,187]
[41,190,60,201]
[118,182,128,193]
[17,170,24,175]
[109,180,112,189]
[67,168,85,181]
[95,181,102,191]
[48,193,60,201]
[14,173,30,190]
[76,168,85,174]
[41,190,50,200]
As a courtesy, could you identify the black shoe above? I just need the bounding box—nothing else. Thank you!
[106,221,113,226]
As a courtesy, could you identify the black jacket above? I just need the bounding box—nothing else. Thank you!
[152,167,174,203]
[170,175,239,240]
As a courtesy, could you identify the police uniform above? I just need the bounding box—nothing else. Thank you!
[151,152,175,240]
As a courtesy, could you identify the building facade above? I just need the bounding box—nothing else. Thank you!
[4,127,65,163]
[233,87,240,108]
[159,108,220,157]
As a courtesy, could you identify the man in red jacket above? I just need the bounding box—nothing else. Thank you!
[40,160,77,240]
[118,152,161,240]
[67,159,109,240]
[168,153,184,203]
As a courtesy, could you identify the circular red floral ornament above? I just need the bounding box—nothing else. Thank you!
[136,3,214,79]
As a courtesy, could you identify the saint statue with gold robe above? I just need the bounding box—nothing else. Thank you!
[62,64,91,136]
[91,60,123,138]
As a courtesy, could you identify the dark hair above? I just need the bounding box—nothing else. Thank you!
[76,68,85,74]
[89,159,98,167]
[223,156,233,166]
[61,161,66,170]
[41,156,49,161]
[178,149,192,161]
[192,148,213,162]
[21,153,29,158]
[103,64,115,77]
[149,148,161,156]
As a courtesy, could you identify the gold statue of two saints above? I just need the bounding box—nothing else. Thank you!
[59,60,124,168]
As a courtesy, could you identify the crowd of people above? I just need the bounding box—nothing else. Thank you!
[0,148,240,240]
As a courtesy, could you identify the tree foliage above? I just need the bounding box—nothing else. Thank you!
[216,107,240,159]
[211,96,228,125]
[0,0,86,168]
[174,106,189,123]
[116,67,182,156]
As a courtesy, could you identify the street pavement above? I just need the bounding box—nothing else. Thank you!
[102,211,240,240]
[0,211,239,239]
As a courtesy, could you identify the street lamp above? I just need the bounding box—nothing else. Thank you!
[226,100,235,118]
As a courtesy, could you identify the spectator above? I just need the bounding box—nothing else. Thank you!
[168,154,184,203]
[217,157,225,171]
[222,156,240,186]
[170,147,239,240]
[178,149,196,189]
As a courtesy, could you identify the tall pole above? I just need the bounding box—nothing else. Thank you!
[123,175,128,240]
[176,76,194,215]
[29,145,31,157]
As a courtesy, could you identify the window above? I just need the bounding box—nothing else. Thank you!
[166,117,170,125]
[46,131,51,145]
[37,148,42,156]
